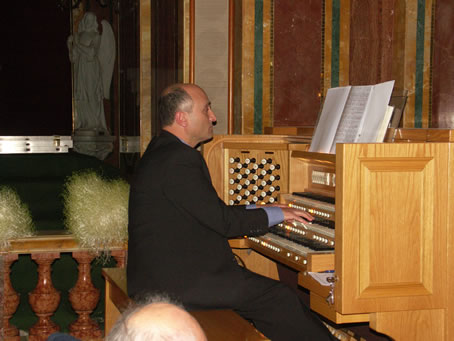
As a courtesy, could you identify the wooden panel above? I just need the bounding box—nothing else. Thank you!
[139,0,152,153]
[338,0,351,87]
[182,0,191,83]
[359,157,434,298]
[307,253,335,272]
[392,128,454,143]
[336,143,448,314]
[228,238,249,249]
[323,0,333,93]
[298,271,331,299]
[447,141,454,341]
[8,231,126,254]
[310,292,369,324]
[103,267,131,335]
[191,310,269,340]
[230,239,281,282]
[223,142,288,150]
[104,277,122,335]
[264,126,314,137]
[102,268,130,334]
[231,248,279,281]
[241,0,255,134]
[370,309,445,341]
[288,150,336,196]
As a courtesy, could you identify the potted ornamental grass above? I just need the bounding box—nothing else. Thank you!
[0,186,35,249]
[63,171,129,257]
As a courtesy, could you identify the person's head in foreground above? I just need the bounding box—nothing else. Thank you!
[107,294,207,341]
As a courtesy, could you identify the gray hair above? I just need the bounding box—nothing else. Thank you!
[158,85,193,128]
[107,294,201,341]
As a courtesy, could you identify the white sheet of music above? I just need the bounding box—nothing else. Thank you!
[310,80,395,154]
[329,85,373,153]
[309,86,351,153]
[356,80,395,143]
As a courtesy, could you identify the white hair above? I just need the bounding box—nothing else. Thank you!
[107,294,202,341]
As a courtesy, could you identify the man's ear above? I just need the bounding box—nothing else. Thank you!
[174,111,188,127]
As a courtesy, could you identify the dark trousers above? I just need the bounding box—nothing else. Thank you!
[183,265,335,341]
[235,279,335,341]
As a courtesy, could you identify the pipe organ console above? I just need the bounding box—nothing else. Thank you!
[202,130,454,341]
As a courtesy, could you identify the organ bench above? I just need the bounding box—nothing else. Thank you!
[102,267,268,340]
[203,130,454,341]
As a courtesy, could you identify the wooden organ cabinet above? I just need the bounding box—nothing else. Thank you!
[202,130,454,341]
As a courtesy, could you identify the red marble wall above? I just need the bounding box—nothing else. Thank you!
[349,0,395,85]
[273,0,323,127]
[431,0,454,128]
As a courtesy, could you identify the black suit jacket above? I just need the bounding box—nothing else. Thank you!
[127,131,270,309]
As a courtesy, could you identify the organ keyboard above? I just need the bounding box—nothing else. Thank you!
[248,231,333,271]
[203,131,454,341]
[280,193,335,223]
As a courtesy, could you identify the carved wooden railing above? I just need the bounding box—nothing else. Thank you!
[0,231,127,341]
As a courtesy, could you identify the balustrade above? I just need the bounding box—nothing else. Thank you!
[0,231,126,340]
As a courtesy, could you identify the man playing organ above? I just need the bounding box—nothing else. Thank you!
[127,83,335,341]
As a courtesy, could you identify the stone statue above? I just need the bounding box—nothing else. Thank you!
[67,12,115,135]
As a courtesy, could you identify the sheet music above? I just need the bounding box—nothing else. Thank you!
[329,86,372,153]
[375,105,394,142]
[310,80,395,154]
[357,80,395,143]
[309,86,351,153]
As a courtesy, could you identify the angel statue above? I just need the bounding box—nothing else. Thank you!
[67,12,115,135]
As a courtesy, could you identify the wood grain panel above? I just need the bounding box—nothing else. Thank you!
[139,0,152,153]
[310,292,369,324]
[323,0,333,94]
[231,248,279,281]
[370,309,444,341]
[339,0,351,87]
[336,143,448,314]
[241,0,255,134]
[359,157,434,297]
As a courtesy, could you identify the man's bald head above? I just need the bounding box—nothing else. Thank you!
[158,83,194,128]
[107,295,207,341]
[127,302,207,340]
